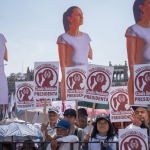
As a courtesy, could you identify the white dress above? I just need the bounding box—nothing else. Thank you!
[57,32,91,66]
[125,24,150,64]
[0,34,8,104]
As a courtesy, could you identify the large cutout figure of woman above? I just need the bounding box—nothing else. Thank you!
[0,34,8,104]
[57,6,93,100]
[126,0,150,105]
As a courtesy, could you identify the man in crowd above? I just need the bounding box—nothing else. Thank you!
[49,120,79,150]
[64,109,85,141]
[40,107,60,149]
[127,105,149,135]
[77,108,93,133]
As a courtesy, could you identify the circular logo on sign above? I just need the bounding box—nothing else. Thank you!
[35,67,58,88]
[135,70,150,93]
[120,135,147,150]
[66,71,86,90]
[17,85,34,104]
[87,71,111,93]
[110,91,132,113]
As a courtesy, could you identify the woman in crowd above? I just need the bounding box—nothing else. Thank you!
[126,0,150,105]
[57,6,93,100]
[82,113,118,150]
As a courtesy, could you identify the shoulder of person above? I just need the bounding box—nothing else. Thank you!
[112,136,118,141]
[76,126,84,132]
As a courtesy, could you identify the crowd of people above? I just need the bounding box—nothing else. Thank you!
[2,105,149,150]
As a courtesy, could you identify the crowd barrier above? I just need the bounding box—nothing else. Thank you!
[0,141,119,150]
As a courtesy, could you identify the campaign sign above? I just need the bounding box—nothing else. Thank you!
[110,86,133,122]
[65,66,87,100]
[119,129,148,150]
[83,65,114,104]
[134,64,150,104]
[15,81,35,110]
[36,98,52,109]
[34,62,59,99]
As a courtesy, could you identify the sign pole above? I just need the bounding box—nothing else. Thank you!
[25,110,27,125]
[43,99,47,141]
[121,122,124,129]
[76,100,78,126]
[88,103,95,134]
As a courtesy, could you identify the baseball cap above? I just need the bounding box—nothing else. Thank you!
[96,113,110,122]
[64,109,76,117]
[48,107,59,114]
[78,108,88,116]
[131,105,148,111]
[55,119,71,130]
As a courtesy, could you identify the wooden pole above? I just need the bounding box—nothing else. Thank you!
[43,99,47,141]
[88,103,95,134]
[76,100,78,126]
[25,110,27,125]
[121,122,124,129]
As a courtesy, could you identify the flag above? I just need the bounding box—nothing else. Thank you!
[8,93,14,112]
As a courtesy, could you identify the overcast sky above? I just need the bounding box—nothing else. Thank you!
[1,0,135,80]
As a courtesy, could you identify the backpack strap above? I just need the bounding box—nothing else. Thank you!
[74,127,78,136]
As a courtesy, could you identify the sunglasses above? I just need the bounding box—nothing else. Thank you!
[78,115,88,119]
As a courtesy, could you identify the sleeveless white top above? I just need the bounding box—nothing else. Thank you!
[125,24,150,64]
[0,34,8,104]
[57,32,91,65]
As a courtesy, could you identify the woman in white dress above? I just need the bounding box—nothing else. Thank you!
[57,6,93,101]
[126,0,150,105]
[0,34,8,104]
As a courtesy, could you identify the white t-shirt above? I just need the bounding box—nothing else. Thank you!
[57,32,91,65]
[88,134,118,150]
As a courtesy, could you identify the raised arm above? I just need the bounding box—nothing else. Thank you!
[4,44,8,61]
[88,43,93,60]
[126,36,136,78]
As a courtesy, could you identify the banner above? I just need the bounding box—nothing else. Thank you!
[119,129,148,150]
[65,66,87,100]
[83,64,114,104]
[134,64,150,104]
[109,86,132,122]
[34,62,59,99]
[15,81,35,110]
[36,98,52,109]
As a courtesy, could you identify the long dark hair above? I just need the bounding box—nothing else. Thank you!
[133,0,147,23]
[63,6,79,32]
[91,118,116,141]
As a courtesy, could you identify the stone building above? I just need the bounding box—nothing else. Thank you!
[110,61,129,86]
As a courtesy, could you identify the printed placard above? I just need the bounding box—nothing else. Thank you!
[109,86,133,122]
[134,64,150,104]
[119,129,148,150]
[34,62,59,99]
[65,66,87,100]
[15,81,35,110]
[36,98,52,109]
[83,64,114,104]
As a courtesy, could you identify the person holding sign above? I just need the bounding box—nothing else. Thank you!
[57,6,93,101]
[0,33,8,104]
[125,0,150,105]
[82,113,118,150]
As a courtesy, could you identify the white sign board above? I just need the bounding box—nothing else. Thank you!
[134,64,150,104]
[15,82,35,110]
[34,62,59,99]
[65,66,87,100]
[83,64,114,104]
[119,129,148,150]
[109,86,133,122]
[36,98,52,109]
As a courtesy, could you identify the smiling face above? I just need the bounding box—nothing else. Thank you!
[97,119,109,135]
[67,7,83,27]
